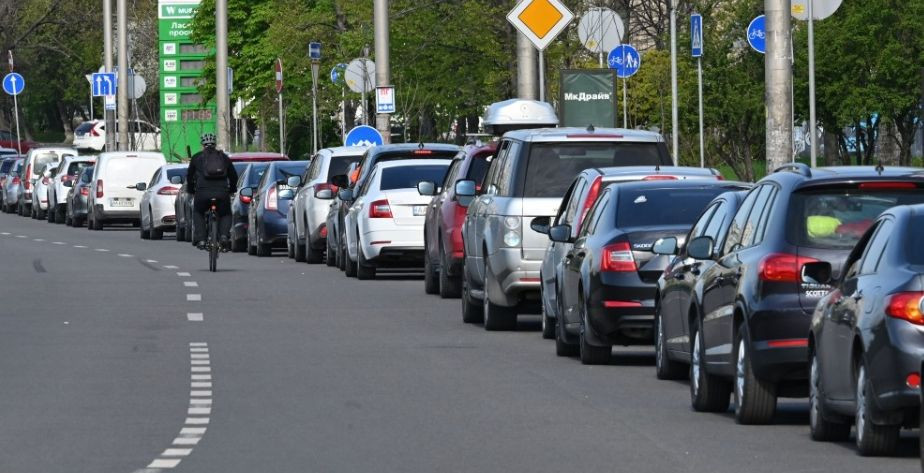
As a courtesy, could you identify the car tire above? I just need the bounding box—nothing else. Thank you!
[337,235,348,271]
[140,218,151,239]
[344,248,357,277]
[461,263,484,324]
[150,218,164,240]
[357,248,376,280]
[324,237,336,267]
[287,239,295,259]
[855,364,900,456]
[540,286,555,340]
[578,296,611,365]
[809,351,851,442]
[438,249,462,299]
[306,242,323,264]
[47,205,55,223]
[247,240,257,256]
[256,241,272,257]
[295,240,308,262]
[555,300,578,357]
[690,318,732,412]
[655,311,686,380]
[734,326,777,425]
[176,224,186,242]
[230,237,245,253]
[483,264,517,331]
[423,247,439,294]
[55,205,65,224]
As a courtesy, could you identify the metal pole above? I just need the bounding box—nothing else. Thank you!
[765,0,793,173]
[103,0,114,151]
[116,0,128,151]
[278,92,285,154]
[90,91,94,120]
[698,57,705,168]
[215,0,230,150]
[374,0,391,144]
[311,62,319,153]
[807,0,818,167]
[341,85,346,139]
[669,0,679,165]
[12,93,22,156]
[362,46,369,126]
[622,79,628,128]
[516,32,538,99]
[538,50,545,102]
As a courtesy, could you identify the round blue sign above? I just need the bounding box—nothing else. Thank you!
[344,125,383,147]
[331,63,347,85]
[747,15,766,54]
[2,72,25,96]
[607,45,641,79]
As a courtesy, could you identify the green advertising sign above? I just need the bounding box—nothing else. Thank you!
[159,19,194,40]
[560,70,617,128]
[159,2,198,19]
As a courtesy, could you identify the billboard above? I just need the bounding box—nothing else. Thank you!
[559,69,617,128]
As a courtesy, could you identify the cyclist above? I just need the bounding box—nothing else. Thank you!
[186,133,238,250]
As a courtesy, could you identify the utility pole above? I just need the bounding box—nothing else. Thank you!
[215,0,231,151]
[516,32,537,100]
[103,0,114,151]
[765,0,793,173]
[669,0,679,165]
[373,0,391,144]
[116,0,128,150]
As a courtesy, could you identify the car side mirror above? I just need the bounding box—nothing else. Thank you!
[63,180,73,187]
[548,224,572,243]
[417,180,437,196]
[239,187,254,198]
[287,175,302,187]
[170,175,184,185]
[652,237,679,256]
[530,216,551,235]
[802,261,833,285]
[278,188,295,199]
[338,188,354,202]
[315,188,334,200]
[330,174,349,188]
[43,170,52,178]
[687,236,714,260]
[454,179,476,207]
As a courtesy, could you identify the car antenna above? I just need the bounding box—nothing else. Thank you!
[586,124,595,133]
[875,160,884,175]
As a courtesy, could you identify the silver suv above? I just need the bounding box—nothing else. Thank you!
[458,127,674,330]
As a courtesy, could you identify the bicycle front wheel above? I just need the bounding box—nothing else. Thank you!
[208,213,219,272]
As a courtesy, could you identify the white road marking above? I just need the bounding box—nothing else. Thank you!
[190,353,209,359]
[191,382,212,388]
[16,235,26,238]
[189,398,212,406]
[148,458,181,468]
[190,366,211,373]
[0,232,9,235]
[164,265,179,269]
[53,241,65,245]
[177,272,191,277]
[190,359,210,366]
[33,238,44,242]
[190,390,212,397]
[183,281,198,287]
[186,313,203,322]
[191,374,211,381]
[73,245,87,248]
[95,248,109,252]
[184,417,210,425]
[180,427,207,435]
[186,294,201,301]
[161,448,193,457]
[146,259,158,263]
[118,253,133,257]
[189,348,208,353]
[188,342,207,347]
[172,437,201,446]
[187,407,211,415]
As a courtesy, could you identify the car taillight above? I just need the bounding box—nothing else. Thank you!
[319,224,328,238]
[369,199,393,218]
[24,164,30,189]
[42,177,50,185]
[265,186,278,211]
[413,149,433,155]
[577,176,603,231]
[62,175,74,183]
[90,126,100,137]
[239,193,252,204]
[642,175,678,181]
[859,182,917,190]
[12,176,20,185]
[158,186,179,196]
[601,242,637,272]
[314,182,338,194]
[886,292,924,325]
[759,253,818,282]
[96,179,104,198]
[80,187,89,196]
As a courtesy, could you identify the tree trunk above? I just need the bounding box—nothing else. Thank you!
[823,129,838,166]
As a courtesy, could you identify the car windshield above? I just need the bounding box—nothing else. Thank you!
[0,159,14,174]
[272,162,307,182]
[166,168,187,180]
[380,165,449,191]
[247,163,269,187]
[328,154,364,182]
[523,142,668,197]
[790,188,924,249]
[616,187,727,228]
[33,152,63,176]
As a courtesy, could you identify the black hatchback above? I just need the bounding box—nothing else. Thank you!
[684,164,924,424]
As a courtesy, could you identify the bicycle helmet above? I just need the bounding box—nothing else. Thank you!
[200,133,217,147]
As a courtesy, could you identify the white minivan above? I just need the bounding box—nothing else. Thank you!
[87,151,166,230]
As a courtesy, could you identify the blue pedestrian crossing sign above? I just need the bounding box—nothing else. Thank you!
[2,73,24,96]
[91,72,117,97]
[747,15,766,54]
[608,45,641,79]
[344,125,383,147]
[691,14,703,58]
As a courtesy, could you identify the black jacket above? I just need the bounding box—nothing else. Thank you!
[186,148,238,194]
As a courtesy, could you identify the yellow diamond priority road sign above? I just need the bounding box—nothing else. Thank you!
[507,0,575,51]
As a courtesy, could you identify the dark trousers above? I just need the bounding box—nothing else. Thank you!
[192,190,232,243]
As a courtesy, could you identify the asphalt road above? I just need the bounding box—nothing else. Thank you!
[0,212,918,473]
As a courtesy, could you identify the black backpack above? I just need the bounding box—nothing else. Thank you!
[201,148,227,179]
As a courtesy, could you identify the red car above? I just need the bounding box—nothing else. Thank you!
[421,142,496,298]
[0,130,38,154]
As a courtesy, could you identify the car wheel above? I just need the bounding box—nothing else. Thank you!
[324,237,336,266]
[256,241,272,257]
[47,205,55,223]
[734,327,777,424]
[809,351,851,441]
[578,296,611,365]
[231,237,245,253]
[150,216,164,240]
[655,311,686,380]
[287,239,295,259]
[855,363,899,456]
[247,240,257,255]
[176,223,186,242]
[306,241,323,264]
[483,263,517,331]
[555,300,578,357]
[344,246,357,277]
[423,246,439,294]
[139,217,151,239]
[55,205,66,224]
[540,286,555,340]
[461,262,484,324]
[337,234,348,271]
[356,247,376,280]
[294,240,308,263]
[438,249,462,299]
[690,318,732,412]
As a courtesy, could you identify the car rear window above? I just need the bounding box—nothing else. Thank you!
[246,163,269,187]
[0,159,14,173]
[789,188,924,250]
[273,162,307,181]
[380,165,449,191]
[33,152,62,176]
[81,167,94,182]
[166,168,186,180]
[232,162,249,176]
[328,154,364,181]
[523,142,668,197]
[75,122,96,133]
[616,186,727,228]
[67,161,92,175]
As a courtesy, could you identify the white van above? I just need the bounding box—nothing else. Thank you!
[87,151,166,230]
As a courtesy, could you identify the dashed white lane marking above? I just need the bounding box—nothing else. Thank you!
[164,265,179,269]
[189,347,208,353]
[184,417,209,425]
[16,235,26,238]
[186,313,203,322]
[190,353,209,359]
[191,382,212,388]
[161,448,192,457]
[189,342,207,347]
[73,245,87,248]
[183,281,198,287]
[146,259,158,263]
[118,253,133,257]
[53,241,65,245]
[177,272,191,277]
[147,458,181,468]
[0,232,9,235]
[33,238,44,242]
[186,294,201,302]
[95,248,109,252]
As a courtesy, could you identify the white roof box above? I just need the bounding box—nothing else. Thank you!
[484,99,558,136]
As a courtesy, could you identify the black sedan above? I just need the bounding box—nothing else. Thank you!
[809,204,924,456]
[547,180,747,365]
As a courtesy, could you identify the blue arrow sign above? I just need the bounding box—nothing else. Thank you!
[91,72,117,96]
[344,125,383,147]
[331,63,347,85]
[608,45,641,79]
[691,14,703,58]
[747,15,766,54]
[3,73,24,96]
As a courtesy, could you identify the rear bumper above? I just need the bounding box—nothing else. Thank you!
[94,204,140,222]
[867,320,924,415]
[258,213,288,246]
[748,303,812,384]
[362,229,423,262]
[585,277,657,345]
[485,248,541,308]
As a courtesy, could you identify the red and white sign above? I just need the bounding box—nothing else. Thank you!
[375,86,395,114]
[274,58,283,94]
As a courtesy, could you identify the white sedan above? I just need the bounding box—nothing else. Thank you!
[342,159,450,280]
[138,163,187,240]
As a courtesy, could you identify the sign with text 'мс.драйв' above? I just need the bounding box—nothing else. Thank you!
[560,69,616,128]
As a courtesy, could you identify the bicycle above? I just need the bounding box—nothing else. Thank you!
[204,198,221,272]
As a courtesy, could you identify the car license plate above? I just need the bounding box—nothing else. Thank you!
[413,205,427,216]
[110,198,132,207]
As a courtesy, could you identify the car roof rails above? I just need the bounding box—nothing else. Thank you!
[773,162,812,178]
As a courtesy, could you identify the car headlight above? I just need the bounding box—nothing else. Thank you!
[504,216,521,229]
[504,230,521,247]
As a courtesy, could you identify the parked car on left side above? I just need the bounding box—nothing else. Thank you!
[46,155,95,223]
[86,151,167,230]
[3,158,24,213]
[65,166,94,227]
[21,147,77,219]
[0,156,19,209]
[139,163,188,240]
[244,160,309,256]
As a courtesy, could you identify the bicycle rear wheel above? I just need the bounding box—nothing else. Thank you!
[208,212,218,272]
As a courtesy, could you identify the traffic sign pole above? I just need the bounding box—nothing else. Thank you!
[807,0,817,167]
[669,0,678,165]
[12,91,21,155]
[692,13,704,168]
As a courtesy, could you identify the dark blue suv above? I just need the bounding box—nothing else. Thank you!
[684,164,924,424]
